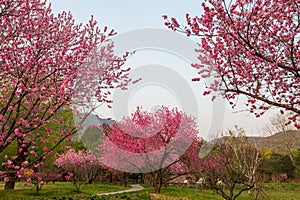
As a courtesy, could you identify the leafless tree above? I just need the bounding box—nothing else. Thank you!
[264,114,299,171]
[199,127,266,200]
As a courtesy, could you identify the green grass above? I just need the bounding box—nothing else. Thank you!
[145,183,300,200]
[0,181,128,200]
[0,182,299,200]
[262,182,300,200]
[93,182,300,200]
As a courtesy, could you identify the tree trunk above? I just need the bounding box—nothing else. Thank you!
[154,171,163,193]
[35,184,40,196]
[87,178,93,184]
[5,143,28,189]
[109,172,113,183]
[140,173,145,184]
[122,172,128,187]
[154,182,162,193]
[5,171,17,189]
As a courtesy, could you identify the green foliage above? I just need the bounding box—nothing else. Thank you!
[80,126,104,152]
[259,153,296,178]
[0,108,86,172]
[260,148,272,159]
[0,140,18,171]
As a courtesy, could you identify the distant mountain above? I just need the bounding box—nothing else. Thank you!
[247,130,300,154]
[204,130,300,155]
[97,117,115,125]
[82,114,115,128]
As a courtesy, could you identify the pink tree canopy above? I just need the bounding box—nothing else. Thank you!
[164,0,300,128]
[55,148,103,192]
[95,106,201,193]
[0,0,132,189]
[96,106,200,173]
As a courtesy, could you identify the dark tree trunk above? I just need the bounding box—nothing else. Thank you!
[108,172,113,183]
[154,182,162,193]
[122,172,129,187]
[5,171,17,189]
[5,142,29,189]
[140,173,145,184]
[87,178,93,184]
[153,170,163,193]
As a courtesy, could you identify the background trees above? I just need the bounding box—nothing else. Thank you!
[264,114,300,173]
[55,148,103,192]
[164,0,300,127]
[0,0,131,189]
[258,153,295,181]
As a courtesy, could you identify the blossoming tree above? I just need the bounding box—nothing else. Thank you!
[0,0,132,189]
[96,107,201,193]
[164,0,300,127]
[21,168,61,195]
[55,148,103,192]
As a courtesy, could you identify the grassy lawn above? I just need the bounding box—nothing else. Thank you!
[112,183,300,200]
[0,181,128,200]
[0,182,299,199]
[146,183,300,200]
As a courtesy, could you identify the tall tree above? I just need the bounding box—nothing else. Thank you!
[164,0,300,127]
[0,0,131,189]
[97,107,201,193]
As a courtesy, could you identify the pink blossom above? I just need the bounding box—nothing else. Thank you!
[22,161,29,166]
[45,128,51,133]
[14,129,22,137]
[163,0,300,127]
[0,0,134,181]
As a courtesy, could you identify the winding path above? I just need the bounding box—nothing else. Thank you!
[97,184,144,196]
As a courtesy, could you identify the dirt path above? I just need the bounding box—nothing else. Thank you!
[97,184,144,196]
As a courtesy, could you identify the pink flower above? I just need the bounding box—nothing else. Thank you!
[14,129,22,137]
[45,128,51,133]
[192,77,200,82]
[203,90,211,95]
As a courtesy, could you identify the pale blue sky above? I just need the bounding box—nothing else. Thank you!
[49,0,202,32]
[48,0,278,137]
